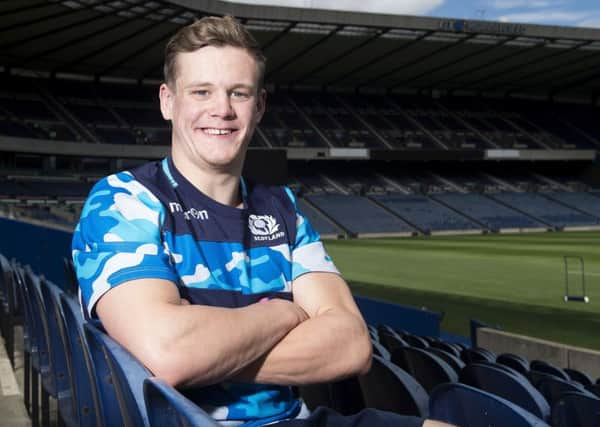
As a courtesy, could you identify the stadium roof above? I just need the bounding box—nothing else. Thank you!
[2,0,600,102]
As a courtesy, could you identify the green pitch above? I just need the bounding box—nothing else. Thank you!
[324,231,600,350]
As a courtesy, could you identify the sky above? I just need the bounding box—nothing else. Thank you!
[225,0,600,29]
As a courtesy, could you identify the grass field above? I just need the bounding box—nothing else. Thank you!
[323,231,600,350]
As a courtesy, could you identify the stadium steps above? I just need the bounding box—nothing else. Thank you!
[427,195,490,232]
[334,94,394,150]
[299,196,352,238]
[366,196,425,235]
[286,96,335,148]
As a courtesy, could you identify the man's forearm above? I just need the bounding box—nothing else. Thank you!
[97,280,308,389]
[234,308,371,385]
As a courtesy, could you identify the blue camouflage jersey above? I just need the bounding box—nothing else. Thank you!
[72,157,339,424]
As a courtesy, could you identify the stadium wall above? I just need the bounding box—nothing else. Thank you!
[0,217,71,287]
[477,327,600,379]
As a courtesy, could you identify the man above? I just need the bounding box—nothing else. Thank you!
[73,15,450,426]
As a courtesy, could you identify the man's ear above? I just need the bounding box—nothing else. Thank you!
[159,83,174,121]
[255,88,267,123]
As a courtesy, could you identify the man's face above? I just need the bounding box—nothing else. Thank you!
[160,45,265,174]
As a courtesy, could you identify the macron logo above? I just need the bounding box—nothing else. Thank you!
[169,202,209,221]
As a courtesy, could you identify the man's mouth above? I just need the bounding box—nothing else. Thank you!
[202,128,235,135]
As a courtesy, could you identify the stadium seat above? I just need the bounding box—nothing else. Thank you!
[429,382,550,427]
[143,377,219,427]
[62,257,79,296]
[376,324,409,353]
[402,334,430,349]
[551,391,600,427]
[12,263,34,417]
[564,368,593,387]
[461,347,496,364]
[358,355,429,417]
[422,347,465,376]
[371,339,390,359]
[459,362,550,421]
[21,267,54,427]
[59,294,102,427]
[497,353,530,377]
[39,278,77,426]
[530,360,570,381]
[531,372,595,406]
[429,341,461,358]
[391,346,458,393]
[83,321,149,426]
[0,253,21,367]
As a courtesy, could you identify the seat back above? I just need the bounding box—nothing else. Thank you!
[564,368,593,387]
[39,278,77,423]
[530,360,570,381]
[461,346,496,364]
[143,378,219,427]
[552,391,600,427]
[59,293,102,427]
[460,362,550,421]
[358,355,429,417]
[84,322,150,427]
[429,382,549,427]
[497,353,530,377]
[423,347,465,376]
[533,374,596,406]
[391,346,458,393]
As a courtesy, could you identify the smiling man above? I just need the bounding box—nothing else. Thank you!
[72,15,450,427]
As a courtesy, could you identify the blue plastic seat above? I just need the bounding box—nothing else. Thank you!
[39,278,78,427]
[22,266,54,427]
[530,360,570,381]
[429,340,461,358]
[429,382,550,427]
[551,391,600,427]
[402,334,430,349]
[144,378,220,427]
[358,354,429,416]
[371,338,390,359]
[497,353,530,377]
[12,263,34,417]
[376,324,409,353]
[532,373,596,406]
[423,347,465,376]
[564,368,593,387]
[461,346,496,364]
[59,293,102,427]
[0,253,22,367]
[84,321,151,427]
[391,346,458,393]
[460,362,550,421]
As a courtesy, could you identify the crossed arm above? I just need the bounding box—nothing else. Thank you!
[95,272,372,388]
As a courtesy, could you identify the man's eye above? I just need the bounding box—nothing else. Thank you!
[193,90,209,96]
[232,91,250,99]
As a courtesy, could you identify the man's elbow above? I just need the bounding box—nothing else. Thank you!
[352,335,373,376]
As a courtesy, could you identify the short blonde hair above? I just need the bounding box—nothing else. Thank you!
[163,15,266,88]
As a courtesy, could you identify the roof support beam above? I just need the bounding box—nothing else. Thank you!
[266,25,343,81]
[96,8,187,79]
[325,30,433,88]
[457,40,592,93]
[52,6,181,76]
[6,0,126,57]
[0,0,95,37]
[292,28,389,86]
[358,34,476,91]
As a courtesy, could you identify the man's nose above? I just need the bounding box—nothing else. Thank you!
[209,92,234,118]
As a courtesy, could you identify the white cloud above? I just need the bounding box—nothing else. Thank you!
[498,10,588,23]
[224,0,445,15]
[490,0,567,10]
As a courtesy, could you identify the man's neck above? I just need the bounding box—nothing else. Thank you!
[171,155,243,208]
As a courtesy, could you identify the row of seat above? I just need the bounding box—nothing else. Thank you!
[370,324,600,427]
[0,255,220,427]
[2,255,599,426]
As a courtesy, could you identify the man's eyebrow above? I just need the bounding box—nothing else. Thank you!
[183,81,212,89]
